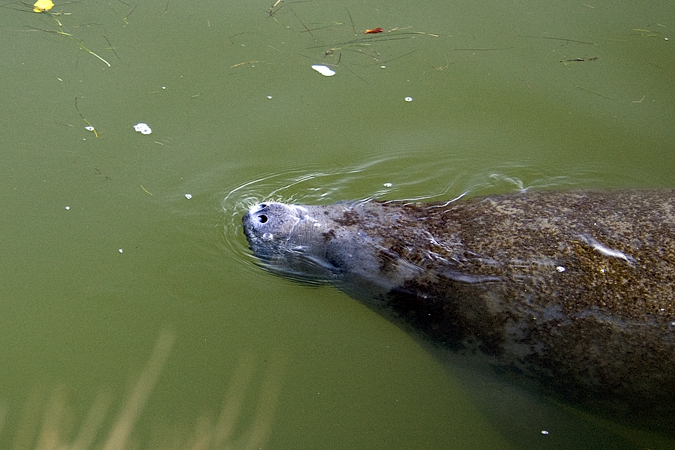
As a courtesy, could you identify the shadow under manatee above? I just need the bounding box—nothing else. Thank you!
[425,341,675,450]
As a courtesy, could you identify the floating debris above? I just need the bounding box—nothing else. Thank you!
[405,97,413,102]
[311,65,335,77]
[33,0,53,13]
[75,97,98,137]
[133,123,152,135]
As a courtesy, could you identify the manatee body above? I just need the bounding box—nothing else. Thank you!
[242,190,675,424]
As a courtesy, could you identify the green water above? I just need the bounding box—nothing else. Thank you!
[0,0,673,448]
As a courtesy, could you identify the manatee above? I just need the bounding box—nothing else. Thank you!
[241,190,675,429]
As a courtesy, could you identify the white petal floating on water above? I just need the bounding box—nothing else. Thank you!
[185,194,192,199]
[311,65,335,77]
[405,97,413,102]
[85,126,94,132]
[133,122,152,135]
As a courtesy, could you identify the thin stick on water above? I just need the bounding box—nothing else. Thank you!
[30,10,112,67]
[74,97,99,137]
[269,0,283,16]
[289,7,314,40]
[104,35,121,61]
[123,4,137,23]
[346,8,356,36]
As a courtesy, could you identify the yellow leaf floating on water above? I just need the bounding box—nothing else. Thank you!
[33,0,54,12]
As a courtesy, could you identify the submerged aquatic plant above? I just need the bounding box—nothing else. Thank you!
[2,331,285,450]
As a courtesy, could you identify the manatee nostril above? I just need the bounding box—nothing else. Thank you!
[258,214,268,224]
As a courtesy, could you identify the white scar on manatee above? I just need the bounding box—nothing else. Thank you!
[579,234,636,264]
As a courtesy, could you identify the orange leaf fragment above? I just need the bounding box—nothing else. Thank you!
[364,27,383,34]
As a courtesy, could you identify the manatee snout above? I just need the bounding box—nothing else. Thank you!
[242,203,276,235]
[242,202,299,247]
[242,202,333,280]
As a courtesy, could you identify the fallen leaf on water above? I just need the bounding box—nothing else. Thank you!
[33,0,54,12]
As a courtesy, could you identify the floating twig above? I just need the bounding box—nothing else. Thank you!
[230,60,264,68]
[103,35,121,61]
[346,8,356,36]
[290,7,314,40]
[75,97,98,137]
[561,56,598,65]
[269,0,283,16]
[124,4,137,24]
[517,35,597,45]
[31,10,112,66]
[575,86,612,99]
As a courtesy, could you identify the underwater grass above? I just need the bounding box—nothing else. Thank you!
[3,331,285,450]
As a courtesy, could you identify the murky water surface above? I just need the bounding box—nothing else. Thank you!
[0,0,673,448]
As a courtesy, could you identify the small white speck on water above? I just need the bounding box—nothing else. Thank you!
[267,95,273,99]
[118,249,123,253]
[541,430,549,435]
[185,194,192,199]
[133,122,152,135]
[404,96,413,102]
[65,206,70,210]
[383,183,392,188]
[556,266,565,272]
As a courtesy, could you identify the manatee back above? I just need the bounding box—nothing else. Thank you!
[355,190,675,418]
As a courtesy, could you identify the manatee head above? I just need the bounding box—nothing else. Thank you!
[242,202,338,282]
[242,201,413,298]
